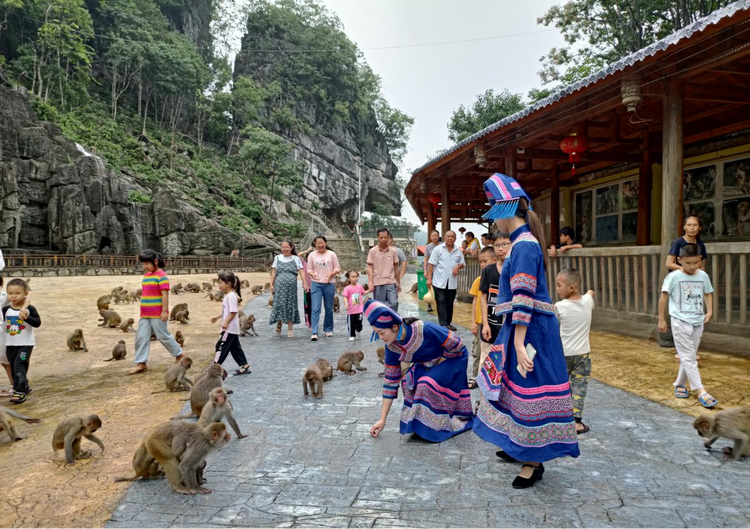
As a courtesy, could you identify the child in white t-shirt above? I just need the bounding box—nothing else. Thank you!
[555,268,595,435]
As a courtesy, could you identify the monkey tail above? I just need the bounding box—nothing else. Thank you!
[103,358,114,362]
[150,389,168,394]
[114,475,140,483]
[3,409,41,423]
[170,413,195,420]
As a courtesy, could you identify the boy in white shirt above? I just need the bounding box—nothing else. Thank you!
[555,268,595,434]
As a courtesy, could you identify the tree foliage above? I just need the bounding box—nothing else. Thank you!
[537,0,735,87]
[447,89,525,143]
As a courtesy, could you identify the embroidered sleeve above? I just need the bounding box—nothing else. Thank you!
[441,330,466,359]
[382,347,401,399]
[509,243,541,327]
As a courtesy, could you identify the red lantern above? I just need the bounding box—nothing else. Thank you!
[428,193,441,204]
[559,135,590,176]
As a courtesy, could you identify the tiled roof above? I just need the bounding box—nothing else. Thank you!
[412,0,750,176]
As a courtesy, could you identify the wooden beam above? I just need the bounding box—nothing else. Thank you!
[515,148,641,163]
[684,83,750,104]
[637,132,652,246]
[441,172,450,237]
[505,148,516,177]
[661,78,683,280]
[550,164,560,247]
[427,206,435,234]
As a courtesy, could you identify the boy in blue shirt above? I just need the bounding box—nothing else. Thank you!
[658,243,716,408]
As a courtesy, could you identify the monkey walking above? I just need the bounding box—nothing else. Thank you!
[175,330,185,348]
[52,414,104,465]
[694,406,750,461]
[67,329,88,352]
[303,365,324,399]
[315,358,334,381]
[198,387,248,439]
[239,315,258,337]
[118,318,136,332]
[333,296,340,313]
[251,285,263,295]
[152,357,194,393]
[98,309,122,328]
[103,340,127,362]
[0,406,42,441]
[337,351,366,375]
[376,347,386,377]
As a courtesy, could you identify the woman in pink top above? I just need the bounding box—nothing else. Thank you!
[306,235,341,341]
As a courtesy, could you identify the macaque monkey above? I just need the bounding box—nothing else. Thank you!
[169,303,188,321]
[337,351,366,375]
[0,406,41,441]
[114,442,164,482]
[199,387,247,439]
[410,283,418,293]
[185,283,201,293]
[241,279,250,288]
[143,421,230,495]
[114,292,130,304]
[98,309,122,328]
[171,310,190,324]
[333,296,340,312]
[111,286,124,298]
[175,330,185,348]
[303,365,324,399]
[25,278,32,291]
[133,288,142,300]
[251,285,263,295]
[171,363,223,418]
[96,295,111,311]
[376,347,386,377]
[315,358,334,381]
[153,356,193,393]
[268,295,274,307]
[104,340,127,361]
[52,414,104,465]
[263,282,271,293]
[239,315,258,337]
[171,284,183,295]
[211,278,219,286]
[694,406,750,461]
[118,318,135,332]
[202,282,213,292]
[214,291,224,302]
[67,329,88,352]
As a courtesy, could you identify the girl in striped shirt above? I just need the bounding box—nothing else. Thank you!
[130,250,184,375]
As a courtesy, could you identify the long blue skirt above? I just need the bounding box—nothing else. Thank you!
[473,312,580,462]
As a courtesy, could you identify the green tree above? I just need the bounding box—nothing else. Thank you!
[374,98,414,165]
[447,89,525,143]
[537,0,734,87]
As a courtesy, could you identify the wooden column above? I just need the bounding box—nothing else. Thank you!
[426,206,436,234]
[550,164,560,245]
[661,78,683,276]
[505,148,516,177]
[441,172,451,237]
[637,132,652,246]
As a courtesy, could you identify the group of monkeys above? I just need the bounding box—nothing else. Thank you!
[301,348,387,399]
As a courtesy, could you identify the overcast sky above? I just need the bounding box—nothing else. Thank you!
[321,0,565,232]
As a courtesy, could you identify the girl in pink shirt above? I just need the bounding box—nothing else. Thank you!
[342,270,366,341]
[307,235,341,340]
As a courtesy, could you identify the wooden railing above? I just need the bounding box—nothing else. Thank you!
[2,253,271,271]
[457,243,750,331]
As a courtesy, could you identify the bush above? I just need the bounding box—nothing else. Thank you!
[128,190,152,203]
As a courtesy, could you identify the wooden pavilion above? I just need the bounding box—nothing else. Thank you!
[406,0,750,335]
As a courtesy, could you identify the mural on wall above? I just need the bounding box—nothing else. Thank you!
[596,184,618,215]
[723,157,750,196]
[684,202,716,239]
[596,215,619,244]
[722,198,750,236]
[622,180,639,211]
[684,165,716,202]
[575,190,593,243]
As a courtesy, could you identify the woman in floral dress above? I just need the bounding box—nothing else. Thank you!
[269,240,308,338]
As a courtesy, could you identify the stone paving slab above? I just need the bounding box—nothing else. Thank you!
[108,277,750,528]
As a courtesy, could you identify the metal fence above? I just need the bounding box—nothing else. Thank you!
[2,253,270,271]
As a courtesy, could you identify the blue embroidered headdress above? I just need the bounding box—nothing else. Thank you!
[364,299,402,341]
[482,173,533,220]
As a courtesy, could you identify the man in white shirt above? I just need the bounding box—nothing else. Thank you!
[426,231,465,330]
[554,268,595,434]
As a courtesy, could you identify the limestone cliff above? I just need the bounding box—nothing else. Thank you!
[0,81,276,256]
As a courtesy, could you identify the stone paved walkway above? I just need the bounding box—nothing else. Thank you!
[108,278,750,528]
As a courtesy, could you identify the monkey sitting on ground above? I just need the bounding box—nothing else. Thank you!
[152,356,193,393]
[171,363,224,419]
[185,283,201,293]
[212,278,219,286]
[694,406,750,461]
[333,296,340,312]
[128,291,140,303]
[144,420,230,495]
[239,315,258,337]
[376,347,386,377]
[410,282,418,293]
[96,295,111,311]
[337,351,367,375]
[103,340,127,362]
[133,288,142,300]
[213,291,224,302]
[251,285,263,295]
[241,279,250,288]
[202,282,213,292]
[171,283,184,295]
[67,329,88,352]
[169,303,188,321]
[198,387,247,439]
[111,286,124,298]
[263,282,271,293]
[0,406,41,441]
[316,358,334,381]
[175,330,185,348]
[114,442,164,482]
[119,318,135,332]
[98,309,122,328]
[52,414,105,465]
[303,364,324,399]
[171,310,190,325]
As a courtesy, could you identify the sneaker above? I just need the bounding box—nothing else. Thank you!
[128,363,148,375]
[311,334,318,341]
[447,324,457,332]
[325,332,333,338]
[349,337,355,341]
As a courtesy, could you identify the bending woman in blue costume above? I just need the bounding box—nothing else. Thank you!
[365,299,474,442]
[473,173,579,489]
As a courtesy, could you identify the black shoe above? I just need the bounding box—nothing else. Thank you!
[512,463,544,489]
[426,305,433,312]
[447,324,457,332]
[495,450,520,463]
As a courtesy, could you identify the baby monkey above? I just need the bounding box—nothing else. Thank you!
[337,351,366,375]
[52,414,104,465]
[694,406,750,461]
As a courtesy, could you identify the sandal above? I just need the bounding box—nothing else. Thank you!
[576,423,590,434]
[674,385,689,399]
[0,387,14,397]
[287,331,294,338]
[10,392,26,404]
[233,365,252,376]
[699,393,718,408]
[468,379,478,389]
[325,332,333,338]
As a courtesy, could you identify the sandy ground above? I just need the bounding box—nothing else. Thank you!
[0,272,271,528]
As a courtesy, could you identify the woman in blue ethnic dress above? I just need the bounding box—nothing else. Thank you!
[269,240,308,338]
[473,173,579,489]
[366,299,474,442]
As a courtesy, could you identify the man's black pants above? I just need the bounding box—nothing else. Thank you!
[433,286,456,327]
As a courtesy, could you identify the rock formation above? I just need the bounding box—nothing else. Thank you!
[0,80,276,256]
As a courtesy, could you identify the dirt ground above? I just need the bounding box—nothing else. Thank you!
[0,272,271,528]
